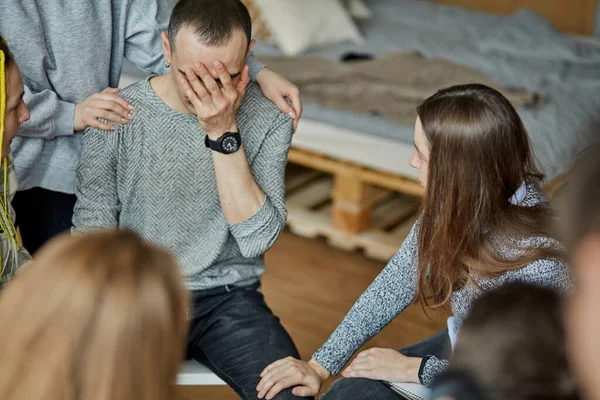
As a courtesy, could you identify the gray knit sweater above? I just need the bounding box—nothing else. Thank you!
[312,183,572,387]
[73,78,292,290]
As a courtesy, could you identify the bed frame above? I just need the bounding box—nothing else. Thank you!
[284,0,586,260]
[285,147,567,261]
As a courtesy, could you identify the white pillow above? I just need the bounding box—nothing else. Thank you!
[255,0,365,56]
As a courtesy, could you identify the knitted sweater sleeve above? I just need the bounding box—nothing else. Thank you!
[227,112,292,258]
[72,126,121,231]
[419,255,573,387]
[312,223,420,375]
[421,357,450,388]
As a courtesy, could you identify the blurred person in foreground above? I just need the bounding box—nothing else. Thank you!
[0,36,32,285]
[430,282,578,400]
[561,144,600,400]
[0,230,189,400]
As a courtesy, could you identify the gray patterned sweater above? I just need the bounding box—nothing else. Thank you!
[73,78,292,290]
[312,183,572,387]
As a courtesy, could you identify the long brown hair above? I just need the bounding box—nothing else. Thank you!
[0,231,189,400]
[416,83,562,309]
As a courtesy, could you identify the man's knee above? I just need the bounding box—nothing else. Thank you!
[320,377,386,400]
[321,377,362,400]
[269,387,313,400]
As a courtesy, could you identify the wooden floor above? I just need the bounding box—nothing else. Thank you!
[177,230,447,399]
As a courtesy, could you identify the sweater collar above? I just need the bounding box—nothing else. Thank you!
[509,181,527,206]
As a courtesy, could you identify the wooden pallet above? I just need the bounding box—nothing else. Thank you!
[285,163,420,261]
[284,147,567,261]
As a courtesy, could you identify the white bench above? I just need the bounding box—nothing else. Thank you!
[177,360,226,385]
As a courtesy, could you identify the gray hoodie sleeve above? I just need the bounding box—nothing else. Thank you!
[246,52,265,82]
[17,85,76,139]
[124,0,265,80]
[124,0,172,75]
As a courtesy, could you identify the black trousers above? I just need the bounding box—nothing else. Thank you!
[13,188,77,254]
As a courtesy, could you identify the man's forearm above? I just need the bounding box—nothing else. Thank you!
[211,145,265,224]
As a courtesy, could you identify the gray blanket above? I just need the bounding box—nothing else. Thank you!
[261,52,539,125]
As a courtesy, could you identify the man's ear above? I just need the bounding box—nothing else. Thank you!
[161,32,172,64]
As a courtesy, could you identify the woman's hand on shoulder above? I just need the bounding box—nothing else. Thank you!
[342,348,422,383]
[74,88,134,132]
[255,68,302,132]
[257,357,329,399]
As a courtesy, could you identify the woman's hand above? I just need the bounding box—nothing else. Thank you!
[257,358,329,399]
[74,88,134,131]
[342,348,422,383]
[255,68,302,132]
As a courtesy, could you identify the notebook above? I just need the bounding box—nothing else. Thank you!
[385,381,431,400]
[385,315,456,400]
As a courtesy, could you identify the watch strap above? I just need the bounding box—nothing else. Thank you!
[204,132,241,154]
[204,134,221,152]
[418,355,432,385]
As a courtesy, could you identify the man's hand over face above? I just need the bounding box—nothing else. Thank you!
[179,61,249,139]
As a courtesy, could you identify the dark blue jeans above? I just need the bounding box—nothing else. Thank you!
[187,282,313,400]
[320,329,450,400]
[13,188,77,254]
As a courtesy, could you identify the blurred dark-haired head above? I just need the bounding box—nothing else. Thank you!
[437,283,578,400]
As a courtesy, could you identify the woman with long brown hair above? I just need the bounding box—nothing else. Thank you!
[0,230,188,400]
[257,83,571,400]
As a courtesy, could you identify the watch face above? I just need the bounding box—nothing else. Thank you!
[221,135,240,154]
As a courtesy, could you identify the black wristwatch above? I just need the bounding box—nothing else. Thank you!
[204,132,242,154]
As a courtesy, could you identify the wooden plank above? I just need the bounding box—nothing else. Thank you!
[286,165,324,192]
[288,147,346,175]
[286,176,332,209]
[360,230,407,261]
[288,147,425,196]
[331,174,376,233]
[360,168,424,197]
[431,0,597,35]
[286,199,418,262]
[286,204,329,239]
[332,175,391,207]
[371,195,419,231]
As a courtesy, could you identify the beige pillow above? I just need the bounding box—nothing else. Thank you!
[241,0,273,41]
[254,0,365,56]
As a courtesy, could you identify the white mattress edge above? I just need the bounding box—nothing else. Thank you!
[293,119,419,179]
